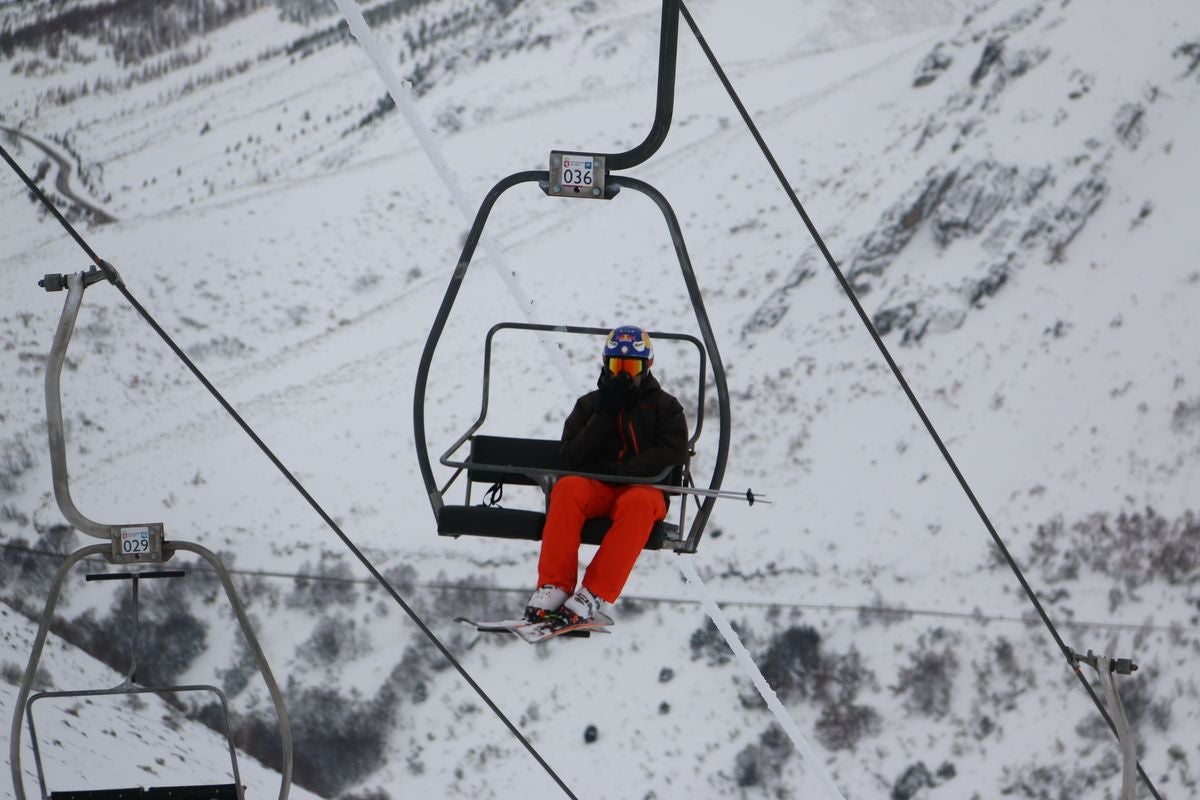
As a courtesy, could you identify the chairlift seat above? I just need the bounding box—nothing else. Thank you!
[51,787,239,800]
[436,434,679,550]
[144,784,240,799]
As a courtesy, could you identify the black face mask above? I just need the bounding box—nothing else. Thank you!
[596,368,636,413]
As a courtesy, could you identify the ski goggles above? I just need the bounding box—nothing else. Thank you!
[606,357,645,377]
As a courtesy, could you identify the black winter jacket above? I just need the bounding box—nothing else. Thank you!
[559,372,689,481]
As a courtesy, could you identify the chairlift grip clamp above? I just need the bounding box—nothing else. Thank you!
[97,258,124,287]
[1071,648,1138,675]
[38,260,121,292]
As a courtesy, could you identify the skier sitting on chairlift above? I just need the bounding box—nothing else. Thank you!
[525,325,689,627]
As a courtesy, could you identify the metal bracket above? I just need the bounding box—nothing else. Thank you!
[1072,648,1138,675]
[39,263,114,292]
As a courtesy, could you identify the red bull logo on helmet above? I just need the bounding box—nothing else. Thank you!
[604,325,653,362]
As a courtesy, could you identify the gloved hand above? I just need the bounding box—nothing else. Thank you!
[595,368,635,415]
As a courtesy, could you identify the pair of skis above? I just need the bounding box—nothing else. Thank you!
[456,611,613,643]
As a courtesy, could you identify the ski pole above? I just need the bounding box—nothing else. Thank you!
[650,485,768,504]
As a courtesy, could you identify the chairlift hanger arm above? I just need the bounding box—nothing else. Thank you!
[39,263,110,292]
[41,270,164,555]
[602,0,679,171]
[550,0,679,180]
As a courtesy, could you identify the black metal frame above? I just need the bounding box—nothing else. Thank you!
[603,0,678,171]
[413,0,730,554]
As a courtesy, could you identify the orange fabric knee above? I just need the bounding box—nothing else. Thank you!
[538,477,613,593]
[583,486,666,602]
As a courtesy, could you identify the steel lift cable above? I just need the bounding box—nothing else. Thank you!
[675,4,1163,797]
[0,141,581,800]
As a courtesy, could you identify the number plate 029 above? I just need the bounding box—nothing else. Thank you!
[114,524,163,563]
[122,527,151,554]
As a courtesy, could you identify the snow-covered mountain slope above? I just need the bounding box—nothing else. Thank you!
[2,0,1199,798]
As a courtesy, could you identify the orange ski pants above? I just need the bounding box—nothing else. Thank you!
[537,475,667,603]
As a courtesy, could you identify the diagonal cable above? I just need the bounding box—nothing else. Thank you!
[676,4,1162,797]
[1,140,580,800]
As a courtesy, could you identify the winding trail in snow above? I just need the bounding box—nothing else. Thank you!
[0,125,117,224]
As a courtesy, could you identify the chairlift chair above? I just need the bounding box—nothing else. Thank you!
[413,0,733,554]
[9,270,293,800]
[413,180,732,555]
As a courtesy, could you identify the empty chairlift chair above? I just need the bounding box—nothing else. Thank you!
[9,269,293,800]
